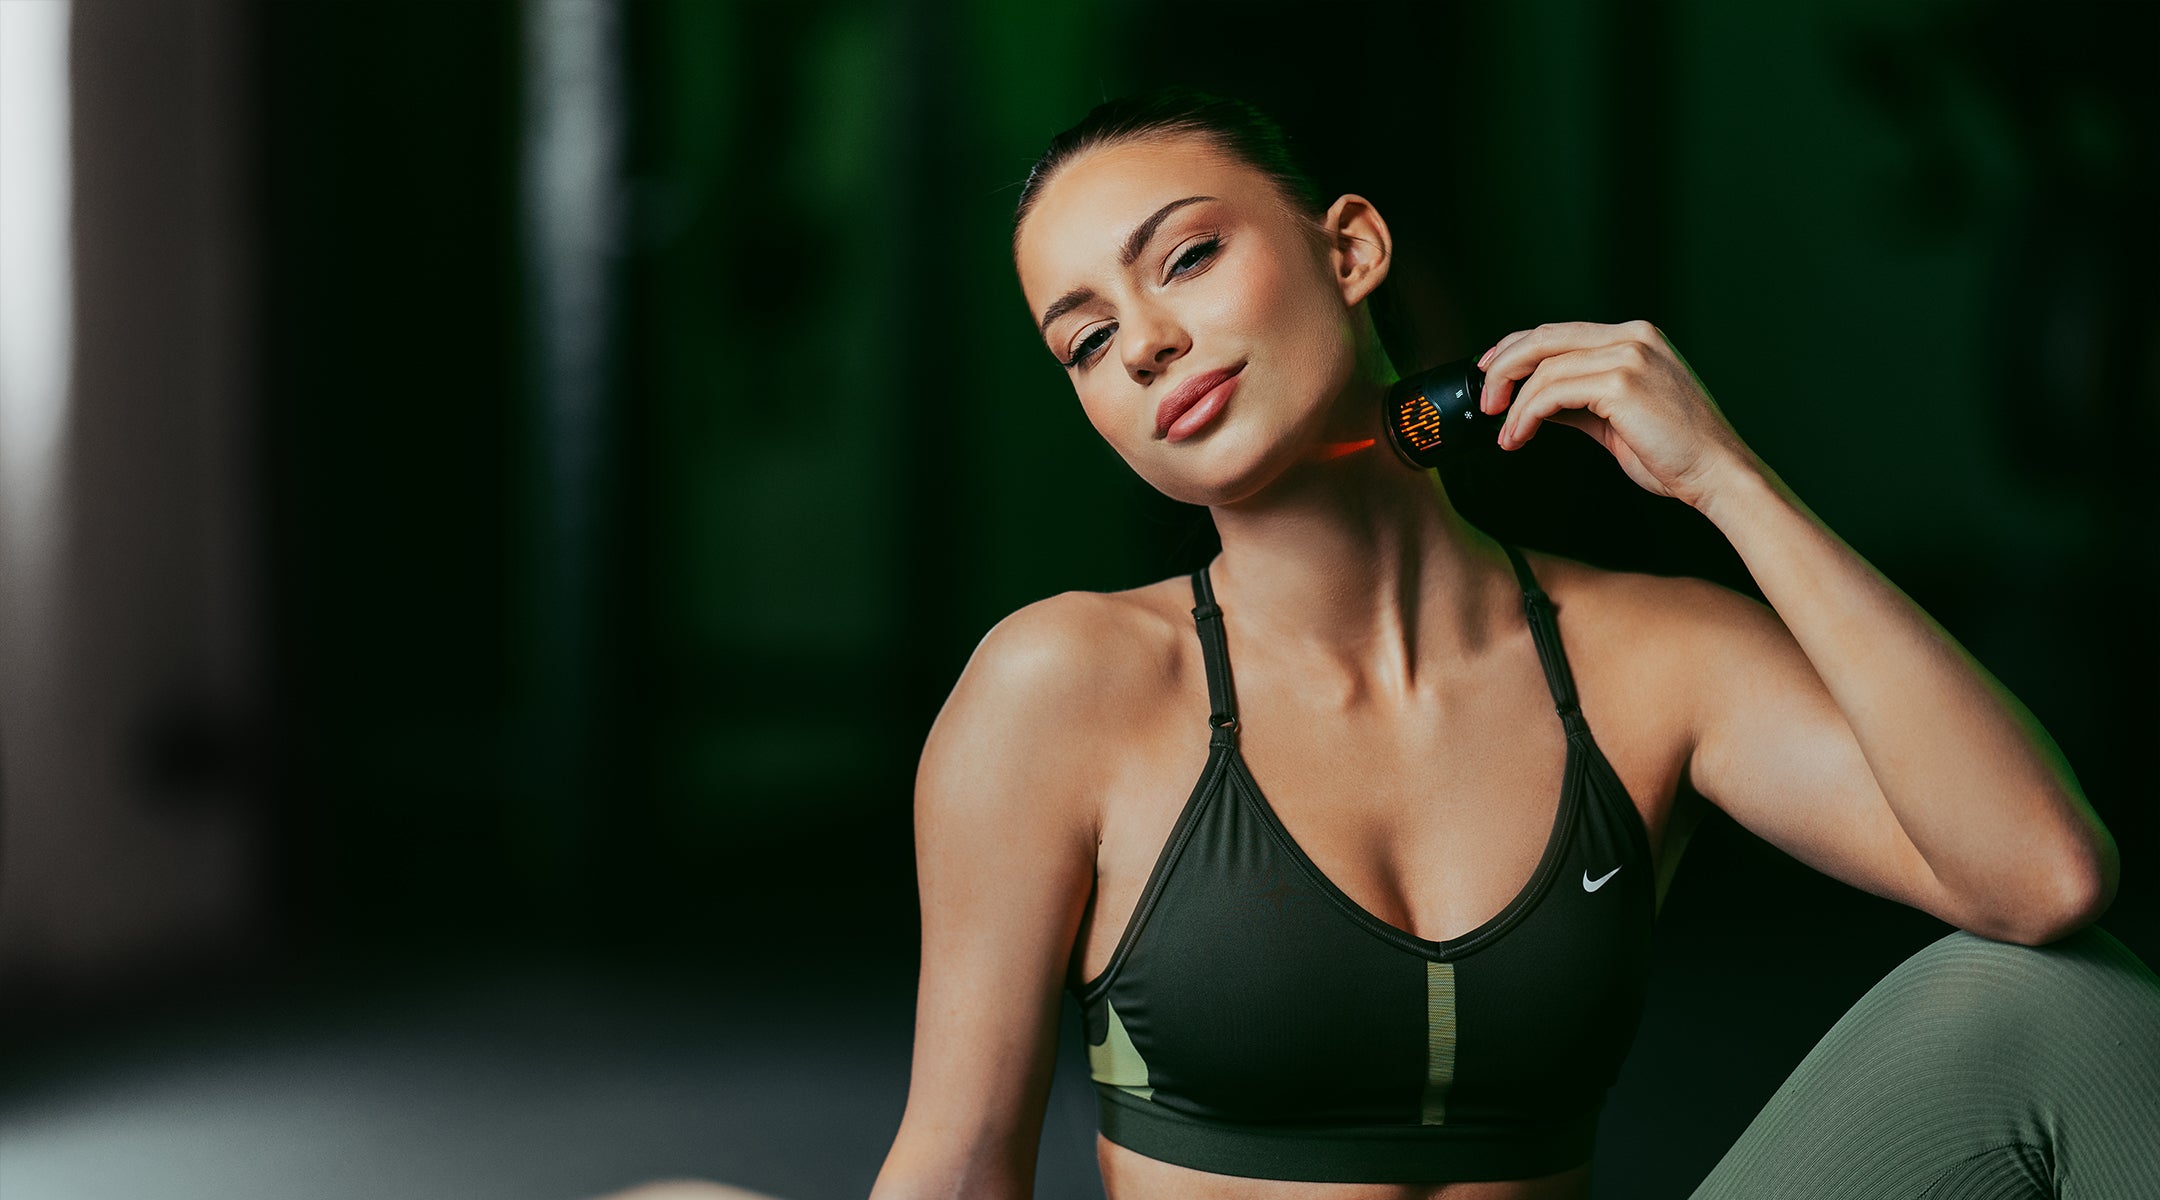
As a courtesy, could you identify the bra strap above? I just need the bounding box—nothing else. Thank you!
[1501,543,1590,738]
[1189,565,1240,747]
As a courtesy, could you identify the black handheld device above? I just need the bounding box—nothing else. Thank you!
[1382,358,1508,470]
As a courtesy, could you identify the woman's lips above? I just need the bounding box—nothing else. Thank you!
[1158,366,1243,442]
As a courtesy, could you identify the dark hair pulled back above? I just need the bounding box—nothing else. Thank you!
[1013,86,1326,249]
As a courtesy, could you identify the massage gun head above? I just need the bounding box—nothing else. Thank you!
[1383,358,1508,471]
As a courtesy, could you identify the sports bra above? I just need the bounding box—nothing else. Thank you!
[1069,544,1658,1183]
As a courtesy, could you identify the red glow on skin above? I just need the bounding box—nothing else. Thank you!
[1313,438,1377,462]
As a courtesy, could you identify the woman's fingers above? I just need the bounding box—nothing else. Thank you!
[1478,321,1651,416]
[1502,373,1605,450]
[1476,330,1539,413]
[1499,342,1643,447]
[1471,320,1761,507]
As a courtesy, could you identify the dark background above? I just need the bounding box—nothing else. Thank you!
[1,1,2153,1197]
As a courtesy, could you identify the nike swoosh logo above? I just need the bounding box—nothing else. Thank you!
[1583,866,1621,892]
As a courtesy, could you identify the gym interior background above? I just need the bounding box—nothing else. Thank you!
[1,1,2153,1197]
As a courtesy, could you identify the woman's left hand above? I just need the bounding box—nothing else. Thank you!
[1479,320,1764,509]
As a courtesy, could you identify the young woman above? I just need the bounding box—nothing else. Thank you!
[870,88,2160,1199]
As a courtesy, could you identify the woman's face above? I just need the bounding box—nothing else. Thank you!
[1013,133,1388,507]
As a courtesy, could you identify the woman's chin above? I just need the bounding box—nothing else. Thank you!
[1139,431,1324,509]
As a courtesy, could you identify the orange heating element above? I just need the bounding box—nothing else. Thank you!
[1396,393,1446,453]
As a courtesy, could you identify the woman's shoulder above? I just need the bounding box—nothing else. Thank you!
[937,577,1191,735]
[963,576,1192,707]
[1516,545,1773,686]
[919,579,1191,821]
[1528,544,1761,616]
[979,577,1182,653]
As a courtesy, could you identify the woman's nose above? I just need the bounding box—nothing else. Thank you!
[1121,308,1189,383]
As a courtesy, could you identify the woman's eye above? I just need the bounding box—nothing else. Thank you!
[1064,324,1115,370]
[1170,237,1220,278]
[1058,239,1218,371]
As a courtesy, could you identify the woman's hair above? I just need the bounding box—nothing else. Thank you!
[1012,85,1410,369]
[1013,86,1326,247]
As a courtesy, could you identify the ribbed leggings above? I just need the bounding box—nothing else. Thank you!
[1688,923,2160,1199]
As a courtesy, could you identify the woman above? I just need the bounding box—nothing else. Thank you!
[871,88,2159,1199]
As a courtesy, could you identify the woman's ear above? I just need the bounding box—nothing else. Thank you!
[1324,193,1391,307]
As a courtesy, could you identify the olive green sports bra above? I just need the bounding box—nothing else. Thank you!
[1070,544,1658,1183]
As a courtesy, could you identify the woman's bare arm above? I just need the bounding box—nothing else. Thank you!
[871,597,1107,1200]
[1676,463,2117,945]
[1477,321,2115,947]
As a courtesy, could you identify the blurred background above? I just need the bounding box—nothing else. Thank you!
[1,0,2154,1197]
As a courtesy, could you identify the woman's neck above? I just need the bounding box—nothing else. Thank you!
[1207,449,1514,704]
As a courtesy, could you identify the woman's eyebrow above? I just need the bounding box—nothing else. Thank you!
[1036,194,1217,338]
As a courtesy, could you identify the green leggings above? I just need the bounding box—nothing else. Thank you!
[1689,924,2160,1199]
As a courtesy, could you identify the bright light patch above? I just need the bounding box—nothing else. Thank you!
[1314,437,1377,462]
[0,0,74,576]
